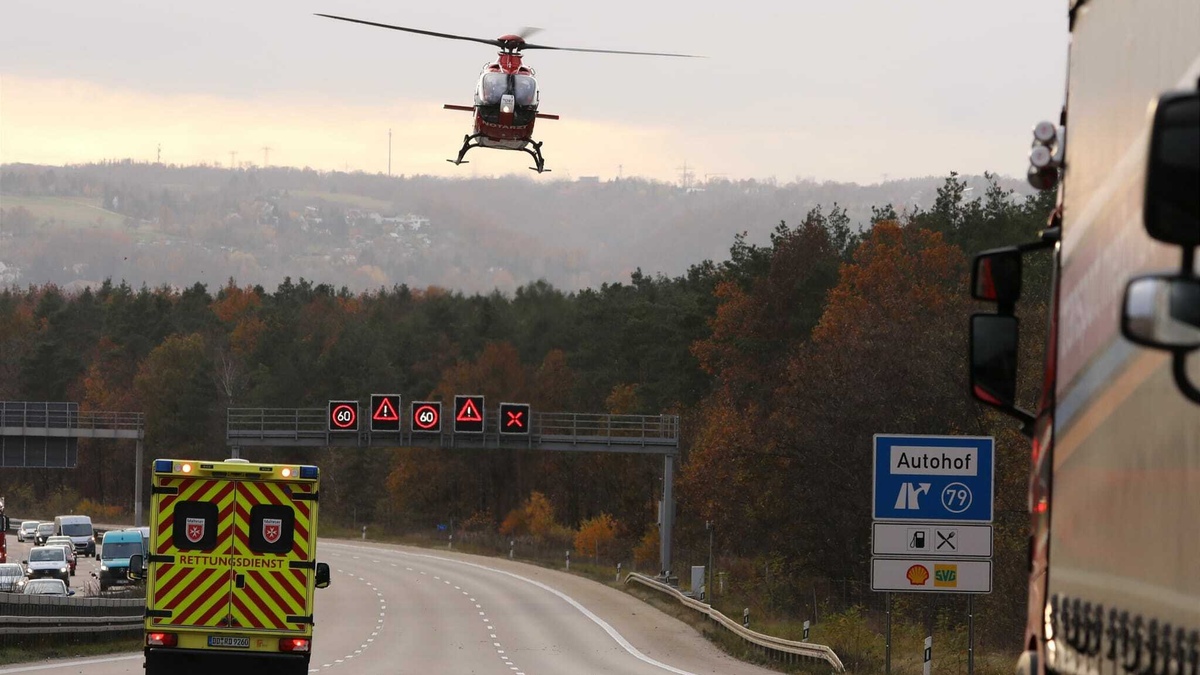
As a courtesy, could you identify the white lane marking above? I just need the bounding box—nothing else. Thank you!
[327,545,700,675]
[0,655,141,674]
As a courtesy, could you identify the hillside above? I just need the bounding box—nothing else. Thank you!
[0,162,1032,292]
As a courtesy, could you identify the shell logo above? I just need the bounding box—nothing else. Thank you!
[906,564,930,585]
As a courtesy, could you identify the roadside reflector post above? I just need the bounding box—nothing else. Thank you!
[361,526,366,541]
[565,550,570,571]
[802,619,810,642]
[616,562,622,582]
[509,540,514,560]
[743,607,750,628]
[924,635,932,675]
[448,534,453,550]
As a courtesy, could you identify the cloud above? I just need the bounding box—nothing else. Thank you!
[0,76,689,179]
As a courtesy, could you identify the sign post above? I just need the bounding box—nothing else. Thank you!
[871,434,994,672]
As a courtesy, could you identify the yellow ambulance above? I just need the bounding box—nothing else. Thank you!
[131,458,331,675]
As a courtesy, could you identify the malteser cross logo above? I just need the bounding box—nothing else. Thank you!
[185,517,205,544]
[263,518,282,544]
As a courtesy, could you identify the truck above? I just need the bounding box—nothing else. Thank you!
[966,2,1199,673]
[130,458,331,675]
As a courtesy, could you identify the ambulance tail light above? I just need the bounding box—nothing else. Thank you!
[147,632,178,647]
[279,637,311,653]
[300,466,319,479]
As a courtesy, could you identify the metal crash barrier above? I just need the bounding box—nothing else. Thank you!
[624,572,845,672]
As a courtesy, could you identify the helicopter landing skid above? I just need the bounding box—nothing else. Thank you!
[447,134,550,173]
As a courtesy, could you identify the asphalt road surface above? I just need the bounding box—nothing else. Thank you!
[0,540,781,675]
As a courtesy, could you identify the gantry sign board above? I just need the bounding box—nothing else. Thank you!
[326,398,534,435]
[328,400,359,432]
[370,394,401,432]
[872,435,994,523]
[454,395,485,434]
[499,403,530,435]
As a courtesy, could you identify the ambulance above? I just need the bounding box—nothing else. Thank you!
[131,458,331,675]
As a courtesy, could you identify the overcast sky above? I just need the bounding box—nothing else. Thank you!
[0,1,1068,183]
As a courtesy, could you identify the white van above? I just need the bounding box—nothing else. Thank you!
[53,515,95,557]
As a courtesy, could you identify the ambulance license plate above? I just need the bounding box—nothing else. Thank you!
[208,636,250,648]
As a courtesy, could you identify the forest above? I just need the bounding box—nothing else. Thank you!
[0,172,1054,657]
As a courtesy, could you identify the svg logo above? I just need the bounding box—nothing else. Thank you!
[934,564,958,587]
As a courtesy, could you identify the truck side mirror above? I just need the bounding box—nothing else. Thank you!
[970,314,1020,406]
[1145,90,1200,247]
[972,248,1023,305]
[1122,275,1200,350]
[315,562,331,589]
[127,554,146,581]
[970,314,1036,431]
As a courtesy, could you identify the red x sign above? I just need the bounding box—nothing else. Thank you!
[499,403,531,435]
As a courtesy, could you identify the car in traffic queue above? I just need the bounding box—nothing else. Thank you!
[17,521,38,543]
[22,578,74,597]
[98,529,144,592]
[34,522,55,546]
[0,563,26,593]
[23,545,70,585]
[45,536,77,576]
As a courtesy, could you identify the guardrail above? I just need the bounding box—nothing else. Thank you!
[0,593,142,637]
[624,573,845,672]
[0,402,144,432]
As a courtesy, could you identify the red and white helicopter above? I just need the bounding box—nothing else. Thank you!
[317,14,698,173]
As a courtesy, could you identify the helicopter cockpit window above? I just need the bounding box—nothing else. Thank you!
[514,75,537,107]
[477,72,508,106]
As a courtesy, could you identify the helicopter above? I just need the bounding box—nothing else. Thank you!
[316,14,698,173]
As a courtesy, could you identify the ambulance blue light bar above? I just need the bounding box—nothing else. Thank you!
[154,460,173,473]
[300,466,319,479]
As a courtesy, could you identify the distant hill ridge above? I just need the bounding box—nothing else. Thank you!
[0,162,1032,293]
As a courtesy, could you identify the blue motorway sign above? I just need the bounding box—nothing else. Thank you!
[872,435,994,523]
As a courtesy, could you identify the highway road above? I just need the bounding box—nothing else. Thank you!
[0,540,782,675]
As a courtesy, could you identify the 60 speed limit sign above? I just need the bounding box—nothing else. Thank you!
[411,401,442,433]
[327,400,359,432]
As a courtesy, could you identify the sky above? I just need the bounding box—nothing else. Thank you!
[0,1,1068,184]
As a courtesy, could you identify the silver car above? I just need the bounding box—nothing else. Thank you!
[0,563,24,592]
[17,521,38,543]
[22,578,73,597]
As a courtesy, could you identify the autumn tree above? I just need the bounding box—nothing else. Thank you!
[574,513,618,561]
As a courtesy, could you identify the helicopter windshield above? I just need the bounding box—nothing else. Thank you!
[477,72,507,105]
[514,75,537,106]
[476,72,538,107]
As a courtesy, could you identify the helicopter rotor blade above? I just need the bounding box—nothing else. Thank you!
[314,14,502,49]
[517,26,543,40]
[521,43,702,58]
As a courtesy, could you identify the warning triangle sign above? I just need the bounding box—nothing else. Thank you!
[373,398,400,421]
[456,398,483,423]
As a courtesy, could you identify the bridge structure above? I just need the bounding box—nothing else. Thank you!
[227,407,682,575]
[1,401,146,524]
